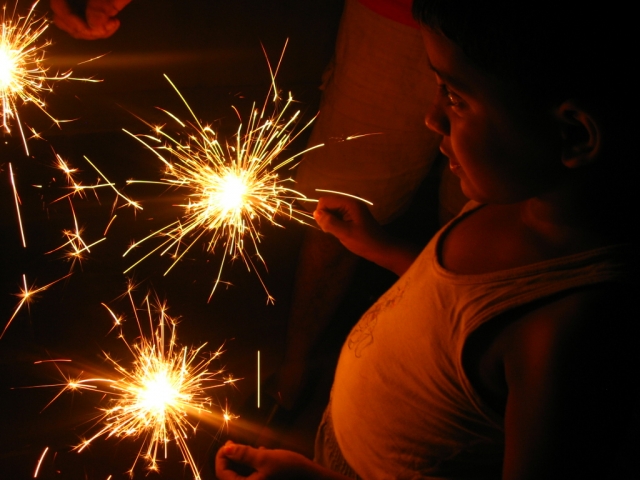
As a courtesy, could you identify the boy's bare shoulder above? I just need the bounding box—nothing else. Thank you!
[441,202,617,275]
[440,203,547,274]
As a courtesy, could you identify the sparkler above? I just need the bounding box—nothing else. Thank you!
[123,44,324,302]
[35,285,236,479]
[0,1,84,154]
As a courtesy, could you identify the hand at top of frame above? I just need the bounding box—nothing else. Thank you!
[50,0,132,39]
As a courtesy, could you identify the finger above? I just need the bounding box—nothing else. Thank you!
[85,0,132,16]
[318,195,373,224]
[316,194,360,212]
[50,0,94,39]
[85,0,132,20]
[215,442,251,480]
[85,0,130,37]
[314,208,350,238]
[51,0,131,39]
[221,442,259,465]
[52,10,115,39]
[84,14,120,38]
[216,442,268,480]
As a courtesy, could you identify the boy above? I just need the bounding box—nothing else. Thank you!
[216,0,637,478]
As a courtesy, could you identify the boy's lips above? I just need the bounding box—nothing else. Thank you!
[439,144,461,173]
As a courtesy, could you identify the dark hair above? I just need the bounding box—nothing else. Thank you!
[412,0,632,108]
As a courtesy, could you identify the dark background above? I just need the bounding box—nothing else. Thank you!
[0,1,346,478]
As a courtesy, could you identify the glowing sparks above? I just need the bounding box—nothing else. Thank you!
[53,226,107,269]
[82,155,142,211]
[33,446,48,478]
[123,64,323,302]
[8,161,26,246]
[2,272,71,339]
[0,1,88,153]
[42,154,139,270]
[50,153,141,211]
[38,286,235,478]
[45,198,107,271]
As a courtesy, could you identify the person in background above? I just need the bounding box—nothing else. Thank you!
[263,0,446,426]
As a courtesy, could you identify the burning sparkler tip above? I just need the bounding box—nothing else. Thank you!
[36,288,234,478]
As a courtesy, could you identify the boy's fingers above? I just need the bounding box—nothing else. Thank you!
[84,0,130,37]
[215,442,254,480]
[314,208,347,237]
[85,0,131,24]
[85,15,120,38]
[316,194,359,212]
[87,0,132,17]
[51,17,83,39]
[223,442,255,463]
[219,441,264,468]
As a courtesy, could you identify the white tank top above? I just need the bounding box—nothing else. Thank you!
[331,202,631,479]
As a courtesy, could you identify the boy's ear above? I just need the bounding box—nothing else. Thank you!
[555,100,601,168]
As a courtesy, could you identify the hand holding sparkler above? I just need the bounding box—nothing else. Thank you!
[50,0,132,39]
[215,440,352,480]
[314,196,420,276]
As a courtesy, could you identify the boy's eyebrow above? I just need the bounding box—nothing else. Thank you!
[428,63,471,94]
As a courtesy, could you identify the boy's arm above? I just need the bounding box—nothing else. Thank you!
[497,284,635,480]
[215,441,353,480]
[313,196,421,276]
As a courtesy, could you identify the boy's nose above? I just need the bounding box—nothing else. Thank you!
[425,103,449,136]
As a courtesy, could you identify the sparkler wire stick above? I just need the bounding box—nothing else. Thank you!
[314,188,374,206]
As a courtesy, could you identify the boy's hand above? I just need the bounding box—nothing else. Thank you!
[313,195,386,260]
[314,196,421,276]
[50,0,132,39]
[215,441,348,480]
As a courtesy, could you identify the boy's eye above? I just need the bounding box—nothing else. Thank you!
[438,84,463,108]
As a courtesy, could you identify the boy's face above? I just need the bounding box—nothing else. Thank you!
[421,28,563,204]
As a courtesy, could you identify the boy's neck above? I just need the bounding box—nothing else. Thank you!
[440,159,633,276]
